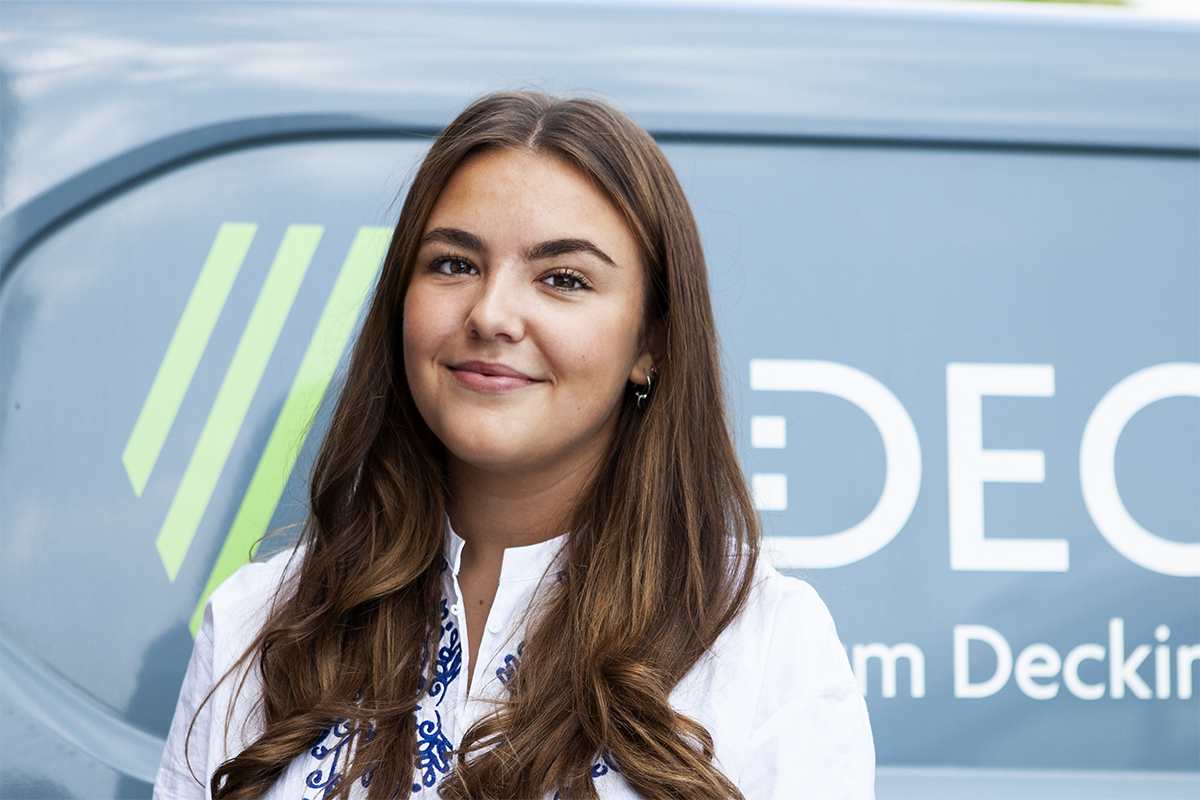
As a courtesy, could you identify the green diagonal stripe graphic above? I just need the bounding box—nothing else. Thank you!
[123,223,257,497]
[189,226,391,633]
[156,224,324,581]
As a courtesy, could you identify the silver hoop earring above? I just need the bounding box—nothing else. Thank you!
[634,366,657,410]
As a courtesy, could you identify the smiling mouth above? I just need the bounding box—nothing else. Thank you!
[448,361,540,392]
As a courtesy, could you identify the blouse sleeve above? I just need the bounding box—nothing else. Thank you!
[737,682,875,799]
[152,602,215,800]
[735,572,875,800]
[152,547,302,799]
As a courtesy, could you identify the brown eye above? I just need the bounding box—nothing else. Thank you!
[541,270,590,291]
[437,258,475,275]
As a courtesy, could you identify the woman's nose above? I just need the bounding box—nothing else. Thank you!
[465,268,525,342]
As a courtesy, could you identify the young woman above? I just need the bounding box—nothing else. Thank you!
[154,91,874,800]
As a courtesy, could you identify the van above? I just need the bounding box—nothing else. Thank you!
[1,1,1196,796]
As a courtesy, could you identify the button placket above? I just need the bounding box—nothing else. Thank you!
[473,590,510,692]
[442,566,469,744]
[448,569,472,693]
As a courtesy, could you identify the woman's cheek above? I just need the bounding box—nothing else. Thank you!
[404,286,450,357]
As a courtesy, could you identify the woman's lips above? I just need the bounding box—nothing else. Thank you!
[448,361,539,392]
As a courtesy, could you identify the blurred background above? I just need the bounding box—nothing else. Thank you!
[1,0,1197,797]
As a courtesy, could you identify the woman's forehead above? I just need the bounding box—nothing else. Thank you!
[423,149,640,262]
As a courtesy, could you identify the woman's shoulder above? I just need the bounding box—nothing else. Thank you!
[730,557,856,689]
[674,554,860,736]
[721,559,876,797]
[205,544,305,669]
[210,543,304,604]
[677,554,873,796]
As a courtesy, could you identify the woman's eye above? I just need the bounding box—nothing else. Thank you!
[542,271,590,291]
[432,257,475,276]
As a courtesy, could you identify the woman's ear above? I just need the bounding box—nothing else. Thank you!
[629,320,665,384]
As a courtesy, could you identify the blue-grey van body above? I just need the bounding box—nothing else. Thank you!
[1,2,1197,797]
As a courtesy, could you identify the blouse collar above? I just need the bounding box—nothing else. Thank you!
[443,517,569,584]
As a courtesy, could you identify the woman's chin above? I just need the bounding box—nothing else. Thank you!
[442,438,600,482]
[443,440,542,475]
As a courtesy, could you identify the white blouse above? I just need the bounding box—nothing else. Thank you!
[154,523,875,799]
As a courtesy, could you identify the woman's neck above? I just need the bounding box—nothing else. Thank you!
[446,457,588,693]
[446,456,586,556]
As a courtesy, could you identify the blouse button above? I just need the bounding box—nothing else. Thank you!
[487,619,502,634]
[449,603,461,616]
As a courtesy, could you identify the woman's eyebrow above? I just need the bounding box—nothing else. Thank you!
[420,227,485,253]
[527,238,616,266]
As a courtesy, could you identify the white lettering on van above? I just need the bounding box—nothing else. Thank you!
[1080,363,1200,577]
[852,642,926,698]
[751,359,921,568]
[946,363,1067,572]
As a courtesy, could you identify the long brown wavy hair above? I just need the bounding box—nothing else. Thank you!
[208,91,760,800]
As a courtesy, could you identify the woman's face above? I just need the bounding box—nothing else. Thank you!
[403,148,654,481]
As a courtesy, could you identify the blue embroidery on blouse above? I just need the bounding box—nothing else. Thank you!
[495,641,525,685]
[591,752,620,777]
[405,595,461,793]
[412,708,454,793]
[303,593,462,798]
[304,720,375,799]
[427,600,461,706]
